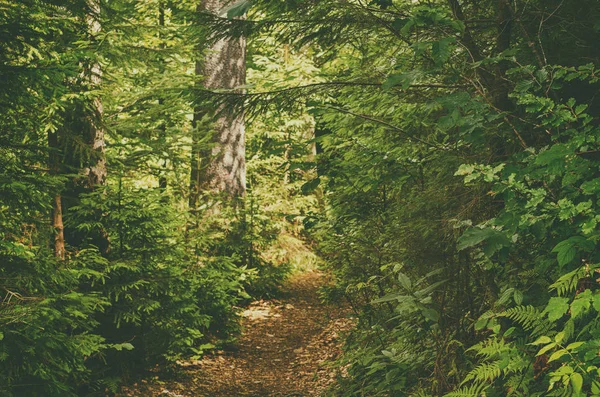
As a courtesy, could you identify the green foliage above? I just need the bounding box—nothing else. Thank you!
[0,0,300,394]
[242,0,600,396]
[4,0,600,395]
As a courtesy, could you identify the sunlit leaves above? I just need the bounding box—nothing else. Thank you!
[543,297,569,322]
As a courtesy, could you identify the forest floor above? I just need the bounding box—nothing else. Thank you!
[118,271,355,397]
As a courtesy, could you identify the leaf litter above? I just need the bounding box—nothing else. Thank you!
[118,271,355,396]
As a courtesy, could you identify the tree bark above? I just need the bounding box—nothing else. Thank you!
[60,0,109,254]
[52,194,66,260]
[48,131,65,260]
[84,0,107,189]
[190,0,246,210]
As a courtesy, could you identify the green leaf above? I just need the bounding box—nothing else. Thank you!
[397,272,412,291]
[565,342,584,351]
[537,342,557,356]
[570,289,592,318]
[372,293,402,304]
[592,379,600,394]
[383,72,412,90]
[222,0,251,18]
[535,144,571,166]
[551,236,593,267]
[301,177,320,195]
[513,289,524,305]
[554,245,576,267]
[455,164,475,176]
[570,372,583,394]
[113,342,134,351]
[474,317,489,331]
[421,308,440,322]
[504,326,516,337]
[531,335,552,345]
[457,227,511,255]
[593,292,600,311]
[432,37,455,66]
[548,349,568,362]
[544,297,570,322]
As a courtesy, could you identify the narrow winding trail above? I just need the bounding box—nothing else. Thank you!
[120,271,354,397]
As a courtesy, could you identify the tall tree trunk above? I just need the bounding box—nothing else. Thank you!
[85,0,107,189]
[48,1,106,258]
[85,0,109,254]
[61,0,109,254]
[48,131,65,260]
[52,194,66,260]
[158,1,168,194]
[189,0,246,210]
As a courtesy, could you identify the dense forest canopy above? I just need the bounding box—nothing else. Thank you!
[2,0,600,396]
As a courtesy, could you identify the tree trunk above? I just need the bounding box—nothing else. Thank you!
[48,131,65,260]
[60,0,109,254]
[190,0,246,210]
[48,1,106,258]
[85,0,107,189]
[158,1,168,194]
[52,194,66,260]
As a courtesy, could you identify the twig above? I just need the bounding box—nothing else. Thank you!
[322,105,445,150]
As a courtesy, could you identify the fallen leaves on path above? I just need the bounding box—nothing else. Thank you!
[118,271,355,397]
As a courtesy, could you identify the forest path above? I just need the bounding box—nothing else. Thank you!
[120,271,354,397]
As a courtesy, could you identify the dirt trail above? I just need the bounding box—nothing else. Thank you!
[119,271,354,397]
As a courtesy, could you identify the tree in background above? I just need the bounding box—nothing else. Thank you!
[0,1,256,394]
[239,0,600,395]
[5,0,600,396]
[190,0,247,210]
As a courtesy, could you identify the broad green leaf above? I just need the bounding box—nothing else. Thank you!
[555,245,576,267]
[544,297,570,322]
[551,236,592,267]
[565,342,584,351]
[397,272,412,291]
[474,317,489,331]
[372,293,402,304]
[113,342,134,351]
[421,308,440,322]
[548,349,568,362]
[382,71,419,90]
[301,177,320,195]
[537,342,557,356]
[571,289,592,318]
[455,164,475,176]
[222,0,251,18]
[593,292,600,311]
[570,372,583,394]
[531,335,552,345]
[432,37,454,66]
[457,227,511,255]
[535,144,571,166]
[581,178,600,195]
[504,326,516,337]
[592,380,600,394]
[513,289,524,305]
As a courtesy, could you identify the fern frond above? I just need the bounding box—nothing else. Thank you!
[529,318,553,338]
[549,266,587,296]
[518,269,539,279]
[468,337,509,359]
[444,383,487,397]
[462,361,502,383]
[499,305,545,332]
